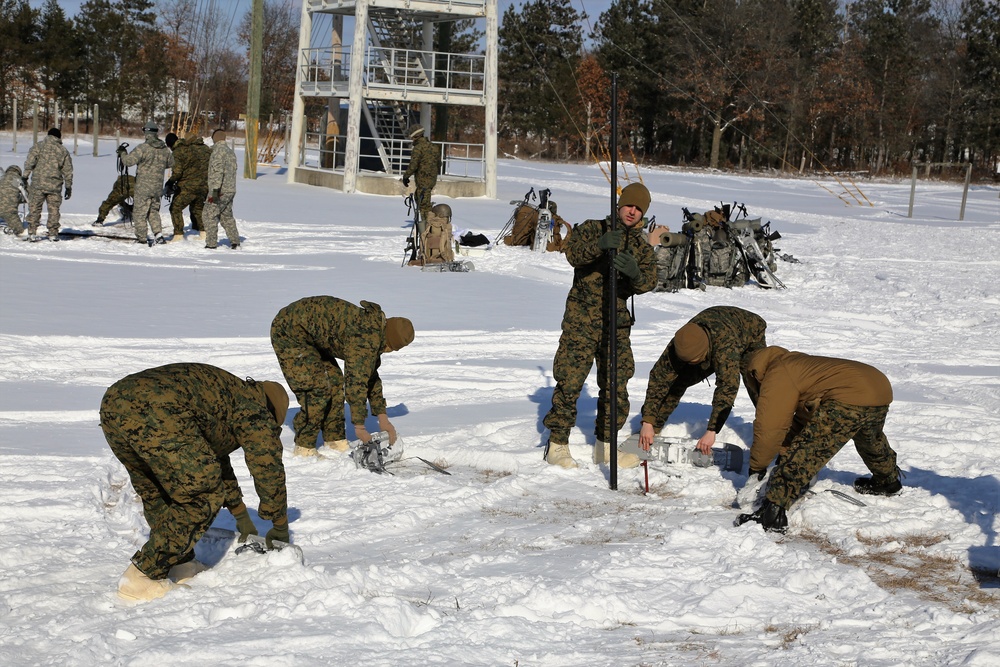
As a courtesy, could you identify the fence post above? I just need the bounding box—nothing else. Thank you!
[92,104,99,157]
[32,101,39,144]
[959,163,971,222]
[12,99,17,153]
[908,166,918,218]
[73,103,79,155]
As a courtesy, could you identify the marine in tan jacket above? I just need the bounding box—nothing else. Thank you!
[736,346,902,532]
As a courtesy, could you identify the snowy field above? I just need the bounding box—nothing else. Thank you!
[0,132,998,666]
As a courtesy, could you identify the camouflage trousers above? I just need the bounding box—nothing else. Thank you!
[169,186,207,235]
[271,321,347,449]
[26,189,62,235]
[132,192,164,241]
[204,194,239,248]
[0,207,22,234]
[100,391,225,580]
[766,400,897,509]
[414,180,434,225]
[543,298,635,444]
[97,177,134,223]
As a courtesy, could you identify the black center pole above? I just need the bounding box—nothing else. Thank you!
[608,73,619,491]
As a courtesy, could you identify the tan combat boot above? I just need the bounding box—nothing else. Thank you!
[545,441,578,469]
[168,559,209,583]
[317,439,350,457]
[593,440,641,468]
[293,445,318,457]
[117,564,182,601]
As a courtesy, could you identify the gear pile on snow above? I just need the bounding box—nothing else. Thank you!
[496,187,571,253]
[651,202,788,291]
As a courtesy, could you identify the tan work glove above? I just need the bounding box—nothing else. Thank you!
[354,424,372,443]
[377,414,397,444]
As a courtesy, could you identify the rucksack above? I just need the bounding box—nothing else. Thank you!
[421,212,455,264]
[502,204,538,246]
[652,231,690,292]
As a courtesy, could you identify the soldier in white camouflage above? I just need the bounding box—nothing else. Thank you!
[270,296,414,457]
[23,128,73,241]
[119,122,174,245]
[0,164,26,235]
[638,306,767,454]
[204,128,240,249]
[100,363,290,601]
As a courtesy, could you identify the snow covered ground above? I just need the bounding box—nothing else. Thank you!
[1,133,998,666]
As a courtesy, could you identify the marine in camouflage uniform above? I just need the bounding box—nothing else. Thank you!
[270,296,414,456]
[119,123,174,244]
[204,129,240,249]
[0,165,26,234]
[542,183,657,468]
[167,133,211,237]
[737,346,900,532]
[94,174,135,224]
[638,306,767,452]
[23,128,73,240]
[100,363,289,599]
[401,125,440,229]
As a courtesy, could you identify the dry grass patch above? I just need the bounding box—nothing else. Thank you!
[801,529,999,613]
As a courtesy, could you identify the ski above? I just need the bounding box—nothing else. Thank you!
[58,229,137,242]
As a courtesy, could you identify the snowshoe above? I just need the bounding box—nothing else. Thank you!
[619,433,744,472]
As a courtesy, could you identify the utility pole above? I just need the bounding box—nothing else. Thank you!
[244,0,264,179]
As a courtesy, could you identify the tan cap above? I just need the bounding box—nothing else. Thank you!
[385,317,415,351]
[407,124,425,138]
[673,323,710,363]
[618,183,651,214]
[261,381,289,426]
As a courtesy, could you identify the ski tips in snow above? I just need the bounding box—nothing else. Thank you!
[619,434,744,473]
[420,260,474,272]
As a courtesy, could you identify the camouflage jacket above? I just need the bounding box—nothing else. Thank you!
[275,296,389,424]
[745,346,893,470]
[121,136,174,197]
[23,135,73,194]
[641,306,767,432]
[171,136,211,191]
[403,136,440,186]
[208,141,237,195]
[0,165,25,212]
[562,216,657,325]
[104,363,288,520]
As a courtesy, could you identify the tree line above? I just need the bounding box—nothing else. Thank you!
[1,0,297,133]
[3,0,996,178]
[499,0,998,177]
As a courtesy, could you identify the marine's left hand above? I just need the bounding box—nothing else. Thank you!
[613,252,640,280]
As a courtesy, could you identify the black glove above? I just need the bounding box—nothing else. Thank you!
[232,506,258,543]
[749,468,767,481]
[266,518,290,549]
[207,188,219,203]
[116,146,126,156]
[597,229,622,250]
[63,186,72,200]
[402,176,410,187]
[613,252,640,280]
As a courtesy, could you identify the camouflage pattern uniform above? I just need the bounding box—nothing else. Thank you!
[0,165,25,234]
[270,297,389,450]
[96,175,135,224]
[100,363,287,580]
[23,134,73,237]
[543,216,657,444]
[640,306,767,432]
[204,139,239,248]
[169,136,211,235]
[120,134,174,242]
[403,135,440,224]
[744,346,899,509]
